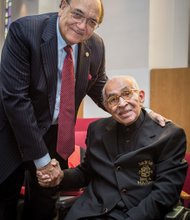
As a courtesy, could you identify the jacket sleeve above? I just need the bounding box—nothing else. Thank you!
[0,19,48,161]
[86,35,108,110]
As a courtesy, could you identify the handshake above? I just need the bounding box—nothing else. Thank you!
[36,159,63,187]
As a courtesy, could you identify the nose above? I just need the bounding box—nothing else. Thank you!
[77,18,88,29]
[118,96,128,106]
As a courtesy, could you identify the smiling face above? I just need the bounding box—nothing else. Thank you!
[58,0,102,45]
[103,76,145,126]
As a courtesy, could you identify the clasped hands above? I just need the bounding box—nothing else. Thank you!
[36,159,63,187]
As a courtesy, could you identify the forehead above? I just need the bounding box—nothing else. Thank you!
[105,78,133,95]
[71,0,101,16]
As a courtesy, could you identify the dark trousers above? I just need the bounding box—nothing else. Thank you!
[80,208,128,220]
[22,125,68,220]
[65,204,129,220]
[0,164,25,220]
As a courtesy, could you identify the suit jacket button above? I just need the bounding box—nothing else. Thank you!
[103,208,108,213]
[122,189,127,194]
[116,166,121,171]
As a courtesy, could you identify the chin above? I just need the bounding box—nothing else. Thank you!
[70,38,83,45]
[120,117,136,126]
[124,121,134,126]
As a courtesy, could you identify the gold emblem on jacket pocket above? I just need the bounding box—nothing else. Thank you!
[138,160,153,185]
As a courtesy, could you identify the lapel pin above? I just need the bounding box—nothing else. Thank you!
[85,52,89,57]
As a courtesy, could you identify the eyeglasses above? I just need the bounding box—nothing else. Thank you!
[106,89,138,107]
[67,3,99,30]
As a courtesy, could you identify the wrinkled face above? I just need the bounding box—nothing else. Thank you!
[58,0,101,44]
[104,78,145,126]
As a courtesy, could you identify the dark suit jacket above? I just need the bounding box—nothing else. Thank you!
[0,13,107,183]
[60,111,187,220]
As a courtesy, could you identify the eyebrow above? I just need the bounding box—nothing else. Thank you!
[74,8,85,14]
[107,93,117,98]
[73,8,98,22]
[106,87,131,97]
[121,86,132,91]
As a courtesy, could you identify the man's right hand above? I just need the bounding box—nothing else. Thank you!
[36,159,64,187]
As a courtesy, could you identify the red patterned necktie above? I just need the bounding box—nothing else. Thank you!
[57,45,75,160]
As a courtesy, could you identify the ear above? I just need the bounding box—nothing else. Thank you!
[60,0,67,10]
[102,100,110,113]
[139,90,145,104]
[58,1,67,16]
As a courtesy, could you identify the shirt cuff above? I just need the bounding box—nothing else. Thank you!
[34,153,51,169]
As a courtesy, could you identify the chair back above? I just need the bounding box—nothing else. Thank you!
[75,118,100,148]
[68,118,99,168]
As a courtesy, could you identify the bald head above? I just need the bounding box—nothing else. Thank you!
[102,75,145,126]
[102,75,140,103]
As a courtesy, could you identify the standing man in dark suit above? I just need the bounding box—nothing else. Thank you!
[0,0,166,219]
[0,0,106,219]
[38,75,187,220]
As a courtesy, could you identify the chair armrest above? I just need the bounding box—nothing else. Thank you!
[165,205,185,220]
[56,195,79,209]
[56,196,80,220]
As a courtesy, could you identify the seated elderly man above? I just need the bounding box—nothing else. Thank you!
[37,75,187,220]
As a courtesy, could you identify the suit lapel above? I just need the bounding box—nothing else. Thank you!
[41,14,58,118]
[134,115,158,150]
[102,119,118,161]
[75,42,91,110]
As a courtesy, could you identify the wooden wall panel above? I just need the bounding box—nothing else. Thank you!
[150,68,190,152]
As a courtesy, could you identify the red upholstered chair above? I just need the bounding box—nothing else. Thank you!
[75,117,100,131]
[68,118,100,168]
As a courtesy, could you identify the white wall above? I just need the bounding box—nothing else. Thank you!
[11,0,38,21]
[149,0,190,68]
[38,0,59,14]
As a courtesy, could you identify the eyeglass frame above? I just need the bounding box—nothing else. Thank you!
[66,2,100,30]
[106,89,139,107]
